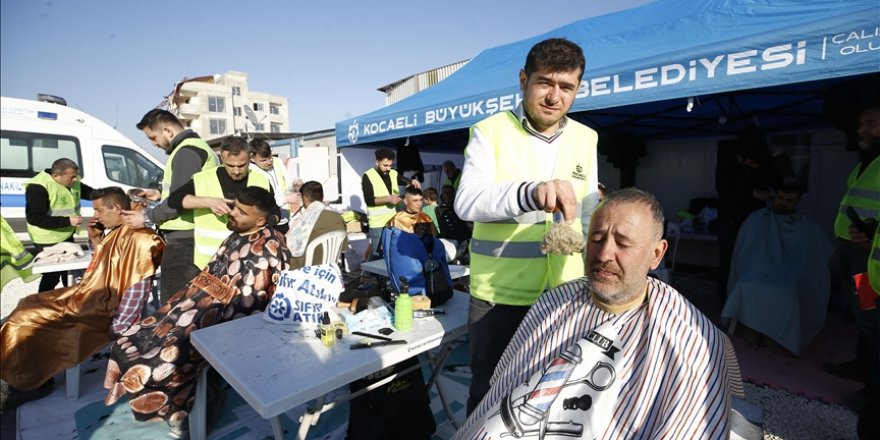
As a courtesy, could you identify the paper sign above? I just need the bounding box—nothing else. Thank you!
[264,264,344,325]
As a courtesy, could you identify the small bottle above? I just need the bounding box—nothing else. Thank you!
[395,277,413,332]
[320,311,336,347]
[334,320,348,340]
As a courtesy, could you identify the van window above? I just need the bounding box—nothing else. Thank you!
[102,145,163,190]
[0,130,82,178]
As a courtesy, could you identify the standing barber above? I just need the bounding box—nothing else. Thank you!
[454,38,599,413]
[361,147,420,260]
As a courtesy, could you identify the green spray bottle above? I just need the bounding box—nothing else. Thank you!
[394,276,413,332]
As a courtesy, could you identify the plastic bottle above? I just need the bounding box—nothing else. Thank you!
[394,276,413,332]
[320,311,336,346]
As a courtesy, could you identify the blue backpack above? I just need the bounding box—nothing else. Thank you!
[380,227,454,306]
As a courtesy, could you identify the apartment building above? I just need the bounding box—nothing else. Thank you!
[166,71,290,140]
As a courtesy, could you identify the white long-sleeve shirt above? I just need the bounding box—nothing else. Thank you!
[454,107,599,236]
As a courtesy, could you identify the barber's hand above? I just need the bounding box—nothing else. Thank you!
[136,189,161,201]
[69,215,84,227]
[202,198,234,216]
[389,194,402,204]
[752,189,770,203]
[410,179,421,190]
[532,179,577,223]
[849,218,877,248]
[121,210,147,228]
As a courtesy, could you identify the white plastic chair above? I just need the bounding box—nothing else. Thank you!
[305,230,347,266]
[649,222,681,283]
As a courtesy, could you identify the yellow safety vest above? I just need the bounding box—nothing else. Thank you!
[834,156,880,240]
[469,111,597,306]
[23,171,81,244]
[365,167,399,229]
[869,226,880,294]
[443,172,462,191]
[160,138,219,231]
[0,216,37,289]
[191,170,270,269]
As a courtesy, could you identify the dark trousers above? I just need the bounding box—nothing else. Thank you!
[34,236,75,292]
[716,220,742,304]
[158,233,200,305]
[833,242,879,385]
[466,296,530,415]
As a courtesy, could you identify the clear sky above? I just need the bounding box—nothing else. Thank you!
[1,0,650,152]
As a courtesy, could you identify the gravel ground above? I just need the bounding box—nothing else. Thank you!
[746,382,857,440]
[0,276,39,321]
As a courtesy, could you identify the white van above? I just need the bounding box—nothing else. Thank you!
[1,95,164,239]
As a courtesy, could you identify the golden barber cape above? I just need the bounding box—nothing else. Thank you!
[1,225,164,390]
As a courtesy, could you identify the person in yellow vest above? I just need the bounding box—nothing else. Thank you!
[122,109,219,304]
[24,158,93,292]
[454,38,599,414]
[249,138,291,217]
[166,136,274,269]
[824,106,880,409]
[442,160,462,191]
[361,147,420,260]
[870,226,880,294]
[0,215,39,289]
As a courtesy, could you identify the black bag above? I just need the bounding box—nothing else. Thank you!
[346,357,436,440]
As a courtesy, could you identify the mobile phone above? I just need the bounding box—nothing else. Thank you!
[845,206,870,234]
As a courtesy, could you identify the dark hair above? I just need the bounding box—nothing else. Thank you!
[50,158,79,175]
[299,180,324,202]
[250,139,272,158]
[423,187,438,201]
[375,147,395,161]
[236,186,275,217]
[524,38,586,82]
[776,181,804,196]
[91,186,130,210]
[221,136,250,156]
[734,128,769,162]
[403,186,423,197]
[136,109,183,131]
[599,188,665,240]
[442,160,455,168]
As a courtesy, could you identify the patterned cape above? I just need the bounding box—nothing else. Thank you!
[103,226,291,423]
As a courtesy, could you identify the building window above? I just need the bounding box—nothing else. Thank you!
[208,96,225,113]
[231,86,241,96]
[233,107,242,116]
[270,123,282,133]
[210,118,227,135]
[269,103,280,115]
[253,102,264,112]
[255,123,265,131]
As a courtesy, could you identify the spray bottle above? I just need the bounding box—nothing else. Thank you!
[394,276,413,332]
[320,311,336,346]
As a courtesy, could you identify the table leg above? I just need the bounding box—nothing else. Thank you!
[189,367,208,440]
[425,343,460,429]
[271,415,285,440]
[296,394,327,440]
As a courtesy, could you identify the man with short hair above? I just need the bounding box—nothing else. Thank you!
[249,138,290,215]
[125,109,219,303]
[287,180,347,270]
[166,136,272,269]
[24,158,93,292]
[442,160,462,191]
[722,183,832,355]
[454,188,745,439]
[454,38,599,413]
[361,147,420,259]
[2,187,164,411]
[386,186,438,237]
[104,187,291,436]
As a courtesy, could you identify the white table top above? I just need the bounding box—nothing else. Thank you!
[190,289,470,420]
[31,251,93,274]
[360,259,469,280]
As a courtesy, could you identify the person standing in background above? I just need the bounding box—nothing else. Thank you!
[249,139,290,217]
[361,147,420,259]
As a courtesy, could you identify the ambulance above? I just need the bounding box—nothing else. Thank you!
[1,95,164,241]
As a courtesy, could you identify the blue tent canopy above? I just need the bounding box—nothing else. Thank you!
[336,0,879,147]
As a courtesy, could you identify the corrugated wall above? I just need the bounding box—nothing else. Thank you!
[383,60,469,106]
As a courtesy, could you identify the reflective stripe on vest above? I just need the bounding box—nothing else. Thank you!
[870,227,880,294]
[834,156,880,240]
[365,167,399,228]
[23,171,80,244]
[468,111,597,306]
[160,137,219,231]
[1,216,33,269]
[191,170,270,268]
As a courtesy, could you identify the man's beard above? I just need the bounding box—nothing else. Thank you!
[858,136,880,152]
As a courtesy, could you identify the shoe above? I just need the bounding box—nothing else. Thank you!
[824,359,868,382]
[0,378,55,412]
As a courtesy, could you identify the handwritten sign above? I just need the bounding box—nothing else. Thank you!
[264,264,344,326]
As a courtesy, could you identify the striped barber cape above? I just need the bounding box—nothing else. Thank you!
[455,277,745,440]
